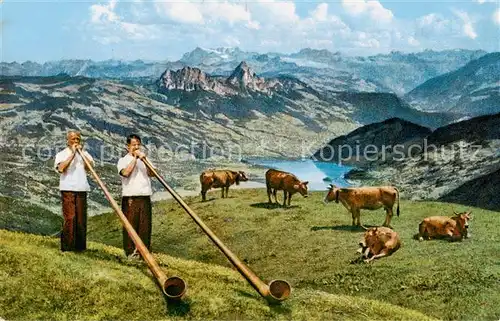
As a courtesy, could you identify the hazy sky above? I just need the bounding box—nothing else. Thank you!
[1,0,499,62]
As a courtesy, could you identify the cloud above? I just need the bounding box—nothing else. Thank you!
[342,0,366,15]
[463,23,478,39]
[342,0,394,23]
[84,0,493,59]
[352,39,380,48]
[452,10,478,39]
[153,1,261,27]
[366,1,394,23]
[204,2,251,25]
[494,9,500,25]
[224,35,241,46]
[90,1,119,24]
[407,36,420,46]
[89,0,160,44]
[92,35,121,45]
[417,13,450,31]
[413,11,485,48]
[310,3,329,22]
[418,11,479,40]
[249,0,300,25]
[246,20,261,30]
[120,22,160,41]
[475,0,497,3]
[85,0,393,55]
[154,1,204,24]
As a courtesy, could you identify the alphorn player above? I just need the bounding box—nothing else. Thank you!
[54,130,94,252]
[117,134,156,258]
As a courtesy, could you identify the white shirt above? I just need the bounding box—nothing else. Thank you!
[117,154,154,197]
[54,147,93,192]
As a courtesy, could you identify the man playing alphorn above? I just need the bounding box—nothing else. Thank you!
[54,131,94,252]
[117,134,156,258]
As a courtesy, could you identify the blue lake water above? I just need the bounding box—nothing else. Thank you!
[246,159,354,191]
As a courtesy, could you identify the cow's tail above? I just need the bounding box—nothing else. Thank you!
[395,187,400,217]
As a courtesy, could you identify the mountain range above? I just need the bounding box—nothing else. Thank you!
[152,60,456,129]
[406,52,500,117]
[1,47,489,95]
[1,47,499,214]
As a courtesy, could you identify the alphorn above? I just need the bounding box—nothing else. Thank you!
[76,148,186,300]
[141,157,291,304]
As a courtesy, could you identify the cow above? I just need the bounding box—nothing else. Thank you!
[356,226,401,263]
[200,169,249,201]
[265,169,308,207]
[324,184,400,229]
[415,211,471,242]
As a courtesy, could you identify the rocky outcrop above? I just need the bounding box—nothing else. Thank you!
[439,168,500,211]
[158,61,280,96]
[426,113,500,145]
[159,66,231,94]
[226,61,278,92]
[312,118,432,165]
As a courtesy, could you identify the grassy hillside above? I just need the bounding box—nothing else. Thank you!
[0,230,434,321]
[0,196,62,235]
[88,189,500,321]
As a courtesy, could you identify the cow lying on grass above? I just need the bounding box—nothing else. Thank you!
[356,227,401,263]
[324,184,400,229]
[200,169,249,201]
[415,211,471,242]
[265,169,308,207]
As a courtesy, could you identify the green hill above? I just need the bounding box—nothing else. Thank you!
[88,189,500,321]
[1,189,499,320]
[0,229,434,320]
[0,196,62,235]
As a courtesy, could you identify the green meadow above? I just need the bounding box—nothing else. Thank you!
[1,189,499,320]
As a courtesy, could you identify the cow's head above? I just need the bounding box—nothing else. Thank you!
[452,211,472,239]
[294,181,309,197]
[235,171,249,185]
[324,184,340,203]
[357,240,370,258]
[357,228,378,258]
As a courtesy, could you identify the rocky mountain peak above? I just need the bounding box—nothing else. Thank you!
[226,61,267,91]
[228,61,253,81]
[159,66,219,92]
[158,61,282,95]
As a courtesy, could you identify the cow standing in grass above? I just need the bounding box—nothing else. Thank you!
[357,226,401,263]
[416,211,471,242]
[265,169,309,207]
[200,170,249,201]
[324,184,400,229]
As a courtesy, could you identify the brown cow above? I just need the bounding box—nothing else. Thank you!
[416,211,471,242]
[324,184,400,229]
[265,169,308,207]
[200,169,249,201]
[357,226,401,263]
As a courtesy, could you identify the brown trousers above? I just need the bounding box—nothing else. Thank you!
[61,191,87,252]
[121,196,152,256]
